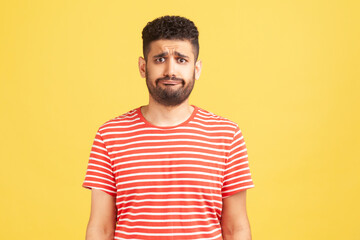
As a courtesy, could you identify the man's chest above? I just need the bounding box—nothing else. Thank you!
[106,133,230,196]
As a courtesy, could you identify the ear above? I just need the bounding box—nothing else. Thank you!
[138,56,146,78]
[195,60,202,80]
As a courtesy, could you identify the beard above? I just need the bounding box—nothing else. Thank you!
[145,71,195,107]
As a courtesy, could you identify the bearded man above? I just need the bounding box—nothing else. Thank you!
[83,15,254,240]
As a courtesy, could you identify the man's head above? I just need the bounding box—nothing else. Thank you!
[142,15,199,62]
[139,16,202,107]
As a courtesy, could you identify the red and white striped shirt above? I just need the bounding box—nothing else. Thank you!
[83,105,254,240]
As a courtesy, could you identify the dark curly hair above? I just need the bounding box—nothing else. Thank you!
[142,15,199,61]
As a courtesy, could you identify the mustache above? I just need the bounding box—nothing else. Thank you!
[156,76,184,84]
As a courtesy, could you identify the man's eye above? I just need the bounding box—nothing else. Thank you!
[178,58,187,63]
[156,57,165,63]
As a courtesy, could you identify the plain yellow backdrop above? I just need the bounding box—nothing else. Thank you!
[1,0,359,239]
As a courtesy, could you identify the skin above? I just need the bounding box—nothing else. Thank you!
[85,39,251,240]
[221,191,252,240]
[85,189,116,240]
[138,39,202,126]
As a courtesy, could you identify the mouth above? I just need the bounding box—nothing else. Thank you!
[158,80,183,86]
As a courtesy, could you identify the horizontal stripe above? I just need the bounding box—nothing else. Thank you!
[88,158,111,169]
[118,211,218,217]
[101,122,145,130]
[193,117,236,124]
[110,144,229,155]
[86,169,114,179]
[117,217,219,223]
[228,141,246,154]
[90,149,110,160]
[103,126,234,136]
[228,149,247,160]
[102,117,140,127]
[103,133,233,142]
[115,233,222,240]
[113,157,226,168]
[116,184,220,192]
[91,144,107,152]
[171,126,234,134]
[223,173,252,184]
[116,191,222,199]
[108,138,231,149]
[86,163,113,173]
[119,205,222,212]
[117,222,219,230]
[114,164,223,174]
[117,198,222,205]
[86,174,115,184]
[189,121,237,129]
[226,159,249,171]
[224,166,250,178]
[116,178,222,187]
[115,170,223,180]
[115,227,220,236]
[112,151,226,162]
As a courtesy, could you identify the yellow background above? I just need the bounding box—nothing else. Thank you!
[1,0,359,239]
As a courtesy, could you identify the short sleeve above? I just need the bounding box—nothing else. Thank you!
[82,129,117,196]
[222,126,254,198]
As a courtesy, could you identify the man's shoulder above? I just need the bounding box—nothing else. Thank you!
[195,106,239,129]
[97,107,140,132]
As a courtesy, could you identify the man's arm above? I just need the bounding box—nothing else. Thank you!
[86,189,117,240]
[221,190,251,240]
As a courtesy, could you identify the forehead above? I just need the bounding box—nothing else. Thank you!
[148,39,194,56]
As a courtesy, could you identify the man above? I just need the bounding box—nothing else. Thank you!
[83,15,254,240]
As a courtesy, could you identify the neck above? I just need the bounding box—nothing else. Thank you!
[141,98,194,127]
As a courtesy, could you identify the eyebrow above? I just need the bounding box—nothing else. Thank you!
[175,51,189,58]
[153,51,189,58]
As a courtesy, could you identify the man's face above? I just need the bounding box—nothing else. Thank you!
[139,39,202,106]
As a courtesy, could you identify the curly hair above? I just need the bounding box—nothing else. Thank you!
[142,15,199,61]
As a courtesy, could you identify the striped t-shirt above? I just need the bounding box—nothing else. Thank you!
[83,105,254,240]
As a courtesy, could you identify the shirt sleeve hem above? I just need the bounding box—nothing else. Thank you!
[222,184,255,199]
[82,184,117,197]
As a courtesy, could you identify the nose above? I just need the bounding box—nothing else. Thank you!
[164,57,176,77]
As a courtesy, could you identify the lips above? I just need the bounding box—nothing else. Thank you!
[156,77,185,87]
[159,80,182,85]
